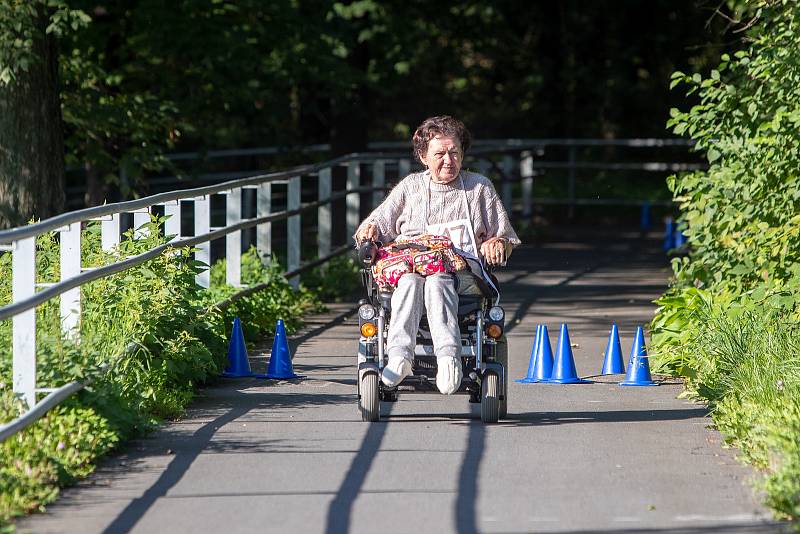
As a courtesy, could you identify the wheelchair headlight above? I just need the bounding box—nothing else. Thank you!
[488,306,504,322]
[358,304,376,321]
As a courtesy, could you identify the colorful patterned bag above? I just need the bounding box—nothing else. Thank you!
[371,234,468,289]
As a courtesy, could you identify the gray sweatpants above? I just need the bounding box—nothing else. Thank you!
[387,273,460,361]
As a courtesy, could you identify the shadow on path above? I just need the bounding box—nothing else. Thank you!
[101,404,251,534]
[502,407,709,427]
[324,403,394,534]
[456,420,484,534]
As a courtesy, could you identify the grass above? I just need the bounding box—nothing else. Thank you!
[652,304,800,523]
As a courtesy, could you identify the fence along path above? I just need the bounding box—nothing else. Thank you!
[0,139,695,440]
[0,152,409,440]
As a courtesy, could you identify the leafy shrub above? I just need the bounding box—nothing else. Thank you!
[301,255,362,303]
[653,1,800,522]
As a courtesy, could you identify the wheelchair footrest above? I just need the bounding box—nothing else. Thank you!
[390,374,479,395]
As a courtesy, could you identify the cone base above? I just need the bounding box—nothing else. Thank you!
[255,373,306,380]
[542,377,592,384]
[222,371,255,378]
[601,366,625,375]
[515,378,549,383]
[619,380,658,386]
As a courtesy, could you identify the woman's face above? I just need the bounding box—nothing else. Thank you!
[421,135,462,184]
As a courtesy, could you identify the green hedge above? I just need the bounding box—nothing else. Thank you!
[651,1,800,523]
[0,218,356,526]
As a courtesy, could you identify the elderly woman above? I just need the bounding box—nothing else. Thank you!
[354,115,520,395]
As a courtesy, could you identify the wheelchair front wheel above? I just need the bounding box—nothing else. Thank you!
[480,371,500,423]
[495,337,508,419]
[359,372,380,422]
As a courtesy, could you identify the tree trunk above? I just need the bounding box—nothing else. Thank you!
[0,7,66,229]
[84,162,109,207]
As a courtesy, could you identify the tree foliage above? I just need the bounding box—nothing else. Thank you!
[2,0,742,213]
[0,0,89,84]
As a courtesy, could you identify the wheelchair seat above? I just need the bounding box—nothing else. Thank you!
[376,270,495,314]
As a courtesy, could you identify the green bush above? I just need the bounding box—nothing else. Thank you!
[652,1,800,523]
[301,255,362,303]
[0,218,333,527]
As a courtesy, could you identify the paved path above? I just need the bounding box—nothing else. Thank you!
[17,230,787,533]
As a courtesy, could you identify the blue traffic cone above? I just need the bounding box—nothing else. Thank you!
[601,324,625,375]
[662,217,675,251]
[516,325,541,383]
[517,325,554,383]
[620,326,658,386]
[545,324,591,384]
[257,320,305,379]
[222,317,255,377]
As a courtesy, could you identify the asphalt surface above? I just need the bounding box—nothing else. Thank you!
[16,229,789,534]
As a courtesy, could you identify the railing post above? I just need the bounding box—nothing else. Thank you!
[521,150,533,218]
[398,159,410,180]
[346,162,360,242]
[194,195,211,288]
[257,182,271,266]
[318,168,331,259]
[287,176,301,288]
[372,160,385,209]
[501,154,514,213]
[133,207,150,238]
[226,187,242,287]
[163,200,181,243]
[101,213,120,251]
[59,222,81,338]
[568,145,576,219]
[12,237,36,409]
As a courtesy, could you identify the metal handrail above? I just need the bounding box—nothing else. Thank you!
[161,137,694,163]
[0,342,139,442]
[213,244,352,312]
[0,380,86,442]
[0,186,378,321]
[0,151,402,244]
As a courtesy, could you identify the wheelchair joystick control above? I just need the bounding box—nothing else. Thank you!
[358,240,379,267]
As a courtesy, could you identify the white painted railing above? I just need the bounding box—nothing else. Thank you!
[0,152,412,428]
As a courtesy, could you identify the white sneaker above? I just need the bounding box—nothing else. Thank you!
[436,356,463,395]
[382,356,413,387]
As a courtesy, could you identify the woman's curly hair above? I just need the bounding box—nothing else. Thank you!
[412,116,472,164]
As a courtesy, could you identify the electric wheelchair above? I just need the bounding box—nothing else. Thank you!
[355,241,508,423]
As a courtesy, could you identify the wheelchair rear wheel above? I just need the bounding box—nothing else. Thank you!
[359,372,380,422]
[481,372,500,423]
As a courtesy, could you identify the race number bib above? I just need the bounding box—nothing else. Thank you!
[426,219,479,260]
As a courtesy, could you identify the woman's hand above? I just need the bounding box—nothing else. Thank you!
[356,223,378,242]
[480,237,507,265]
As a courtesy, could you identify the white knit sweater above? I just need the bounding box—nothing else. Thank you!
[355,170,521,249]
